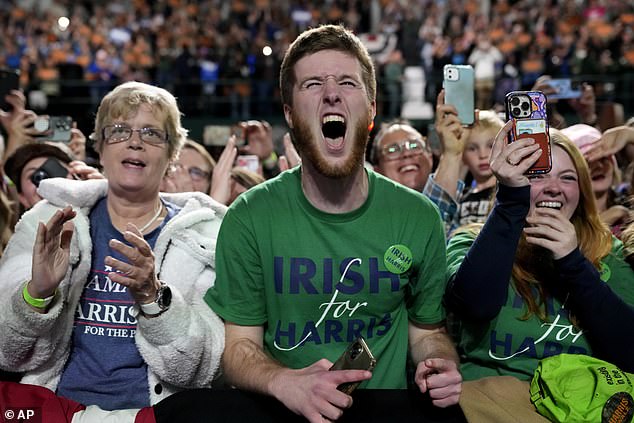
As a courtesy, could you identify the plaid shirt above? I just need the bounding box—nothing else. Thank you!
[422,173,464,236]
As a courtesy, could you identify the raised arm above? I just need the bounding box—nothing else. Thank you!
[431,90,469,200]
[445,122,541,320]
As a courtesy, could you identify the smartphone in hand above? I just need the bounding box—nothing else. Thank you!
[0,68,20,111]
[329,337,377,395]
[505,91,552,174]
[443,64,475,126]
[203,125,247,147]
[34,116,73,143]
[545,78,582,100]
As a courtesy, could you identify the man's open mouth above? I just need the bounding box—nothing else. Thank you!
[322,115,346,150]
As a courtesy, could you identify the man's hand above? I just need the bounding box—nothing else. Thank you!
[409,322,462,408]
[270,359,372,422]
[415,358,462,407]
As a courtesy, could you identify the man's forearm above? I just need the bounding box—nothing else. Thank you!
[223,336,288,396]
[410,330,459,366]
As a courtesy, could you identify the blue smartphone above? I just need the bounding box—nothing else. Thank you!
[545,79,582,100]
[443,64,475,126]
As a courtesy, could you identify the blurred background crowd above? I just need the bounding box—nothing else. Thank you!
[1,0,634,138]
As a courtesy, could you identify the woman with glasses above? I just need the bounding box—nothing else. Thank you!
[161,139,216,194]
[371,119,433,193]
[0,82,225,412]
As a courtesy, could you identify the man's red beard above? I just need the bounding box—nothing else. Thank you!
[291,114,371,179]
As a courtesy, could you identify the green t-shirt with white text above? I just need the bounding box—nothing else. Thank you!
[205,167,447,389]
[446,230,634,381]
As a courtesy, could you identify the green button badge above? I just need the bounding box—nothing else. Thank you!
[384,244,413,274]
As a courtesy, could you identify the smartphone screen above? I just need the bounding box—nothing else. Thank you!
[443,64,475,126]
[236,155,259,173]
[0,68,20,111]
[505,91,552,174]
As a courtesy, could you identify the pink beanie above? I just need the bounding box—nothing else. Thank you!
[560,124,602,155]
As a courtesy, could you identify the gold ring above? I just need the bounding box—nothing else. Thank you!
[506,156,518,166]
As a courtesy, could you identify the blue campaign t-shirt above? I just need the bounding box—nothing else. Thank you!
[56,197,179,410]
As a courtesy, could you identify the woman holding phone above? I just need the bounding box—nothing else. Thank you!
[0,81,225,411]
[444,123,634,382]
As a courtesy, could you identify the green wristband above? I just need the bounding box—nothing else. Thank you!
[22,282,56,309]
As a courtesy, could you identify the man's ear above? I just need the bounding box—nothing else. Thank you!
[283,104,293,129]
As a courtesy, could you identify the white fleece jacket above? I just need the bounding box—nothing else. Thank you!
[0,178,226,405]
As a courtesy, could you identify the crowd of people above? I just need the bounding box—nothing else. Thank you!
[1,0,634,124]
[0,6,633,423]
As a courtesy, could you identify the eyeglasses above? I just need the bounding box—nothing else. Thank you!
[172,163,210,181]
[380,138,427,161]
[187,166,210,181]
[103,124,168,146]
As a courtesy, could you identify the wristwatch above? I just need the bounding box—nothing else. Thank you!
[139,283,172,318]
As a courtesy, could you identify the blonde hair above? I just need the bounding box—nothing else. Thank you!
[474,109,504,132]
[92,81,187,161]
[183,139,216,172]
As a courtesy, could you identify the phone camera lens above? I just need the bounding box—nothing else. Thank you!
[349,344,362,360]
[33,117,49,132]
[30,169,49,187]
[511,97,520,107]
[521,102,530,111]
[512,108,521,117]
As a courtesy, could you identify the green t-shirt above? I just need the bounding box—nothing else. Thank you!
[205,167,447,389]
[447,230,634,381]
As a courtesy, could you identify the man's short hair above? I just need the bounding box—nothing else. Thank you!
[279,24,376,107]
[4,143,72,192]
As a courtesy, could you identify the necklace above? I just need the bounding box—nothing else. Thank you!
[138,201,164,234]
